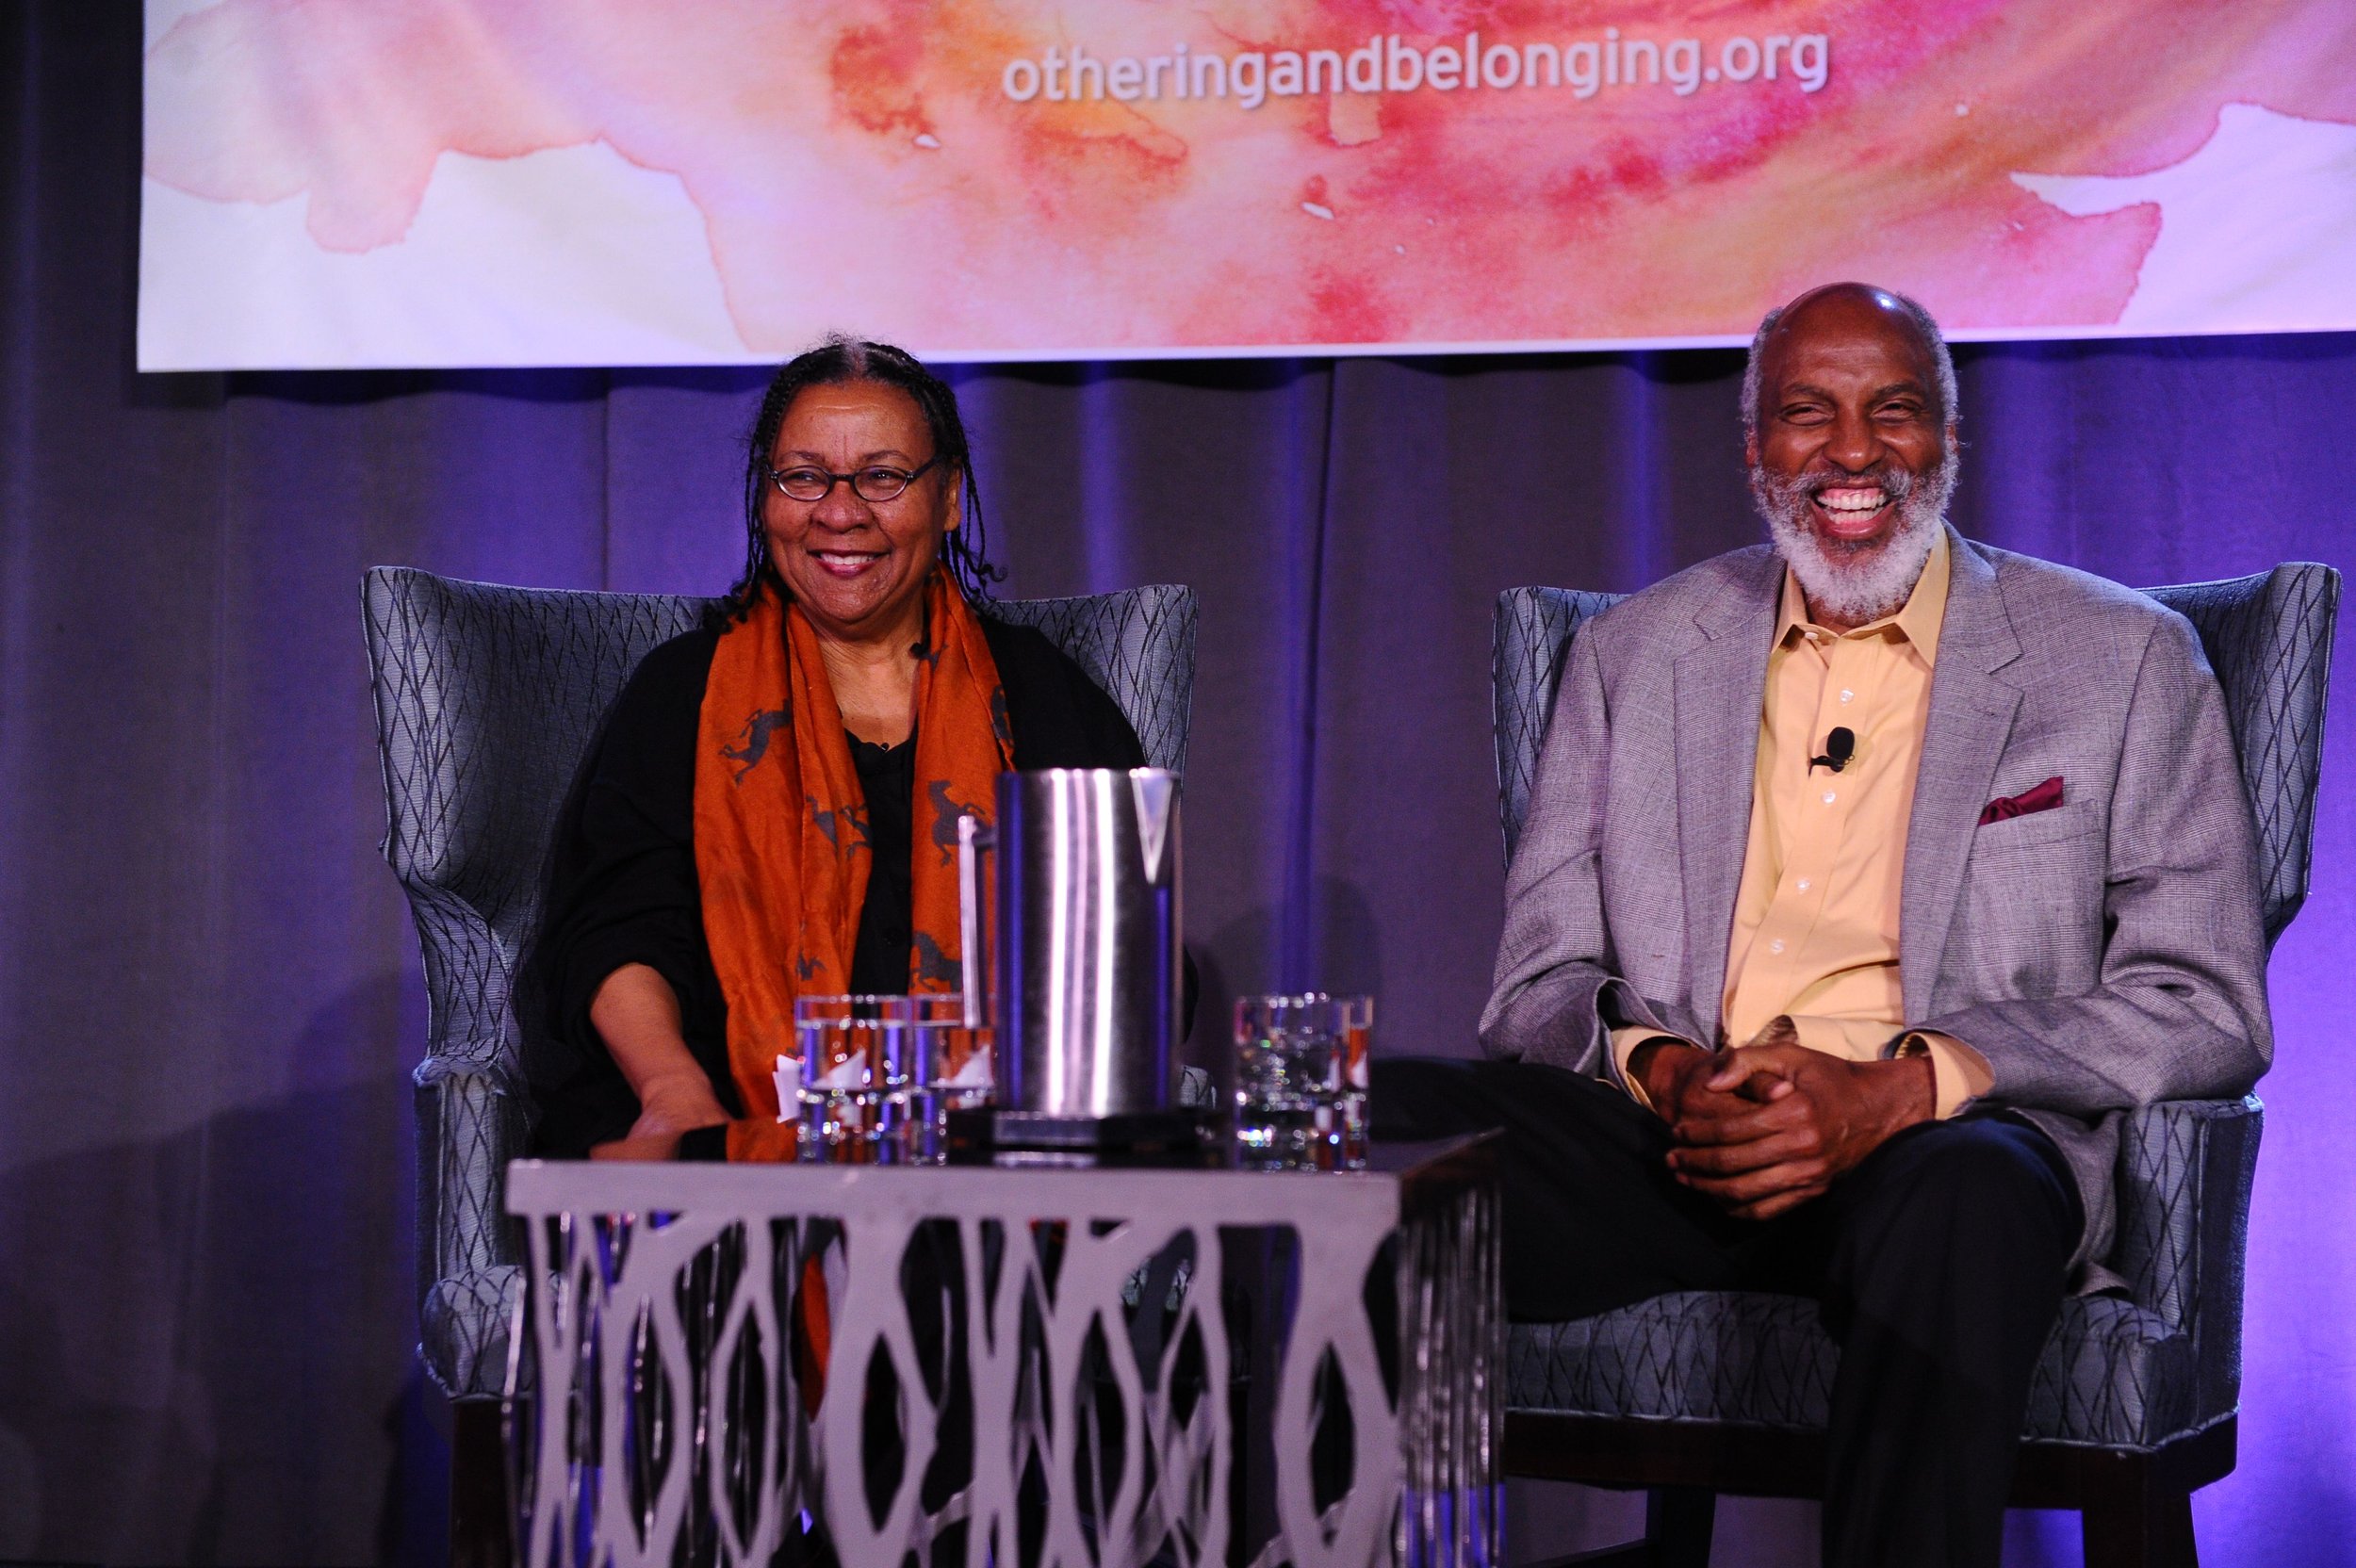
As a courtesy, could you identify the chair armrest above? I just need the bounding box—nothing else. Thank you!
[421,1265,527,1402]
[401,882,522,1073]
[416,1058,530,1275]
[2113,1095,2262,1415]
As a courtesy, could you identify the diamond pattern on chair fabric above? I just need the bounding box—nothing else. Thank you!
[2114,1095,2264,1427]
[364,567,1199,1397]
[2144,566,2339,946]
[984,585,1199,775]
[1493,587,1623,868]
[1491,566,2331,1456]
[1509,1292,1838,1430]
[366,568,708,1396]
[1509,1288,2202,1449]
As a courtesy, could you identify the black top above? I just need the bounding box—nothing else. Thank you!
[845,733,919,997]
[527,613,1147,1157]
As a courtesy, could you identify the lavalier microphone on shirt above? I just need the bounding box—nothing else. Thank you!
[1809,727,1856,773]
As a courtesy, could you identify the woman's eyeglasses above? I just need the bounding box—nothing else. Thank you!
[767,457,940,503]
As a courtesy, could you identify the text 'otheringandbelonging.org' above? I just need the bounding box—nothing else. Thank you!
[1002,30,1832,107]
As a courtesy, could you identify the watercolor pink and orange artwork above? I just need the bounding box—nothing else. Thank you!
[138,1,2356,369]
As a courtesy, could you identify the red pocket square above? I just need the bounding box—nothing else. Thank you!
[1979,776,2064,825]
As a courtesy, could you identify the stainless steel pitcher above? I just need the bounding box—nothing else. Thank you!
[957,769,1183,1117]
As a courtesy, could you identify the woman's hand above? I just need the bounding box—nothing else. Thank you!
[589,1071,730,1161]
[588,964,728,1160]
[627,1070,731,1136]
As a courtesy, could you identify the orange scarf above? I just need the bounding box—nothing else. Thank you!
[694,568,1012,1161]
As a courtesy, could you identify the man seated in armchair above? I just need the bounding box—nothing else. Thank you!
[1376,282,2270,1567]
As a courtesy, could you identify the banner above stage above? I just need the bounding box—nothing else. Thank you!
[138,1,2356,371]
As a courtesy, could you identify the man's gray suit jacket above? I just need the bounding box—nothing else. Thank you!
[1481,528,2272,1282]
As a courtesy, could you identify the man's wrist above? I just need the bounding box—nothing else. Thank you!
[1630,1036,1706,1107]
[1875,1053,1937,1134]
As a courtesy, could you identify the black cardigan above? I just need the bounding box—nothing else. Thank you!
[527,614,1147,1157]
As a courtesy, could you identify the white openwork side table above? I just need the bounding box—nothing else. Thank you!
[504,1137,1501,1568]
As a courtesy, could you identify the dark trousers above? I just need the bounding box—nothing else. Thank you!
[1372,1057,2083,1568]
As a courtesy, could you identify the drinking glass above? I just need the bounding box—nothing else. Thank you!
[905,994,994,1165]
[1331,993,1372,1167]
[1233,993,1373,1171]
[794,995,913,1163]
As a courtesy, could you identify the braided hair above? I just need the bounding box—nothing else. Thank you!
[720,335,1003,623]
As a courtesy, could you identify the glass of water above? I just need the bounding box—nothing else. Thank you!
[1233,993,1373,1171]
[905,995,994,1165]
[794,995,913,1163]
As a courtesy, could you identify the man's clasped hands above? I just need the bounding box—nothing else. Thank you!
[1629,1019,1938,1220]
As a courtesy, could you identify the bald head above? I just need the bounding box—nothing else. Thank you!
[1742,283,1956,448]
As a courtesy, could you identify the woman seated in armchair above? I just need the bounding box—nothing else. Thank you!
[530,337,1149,1160]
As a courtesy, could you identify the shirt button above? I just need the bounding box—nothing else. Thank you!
[1795,878,1811,891]
[1822,790,1838,805]
[1768,939,1786,954]
[1839,688,1856,703]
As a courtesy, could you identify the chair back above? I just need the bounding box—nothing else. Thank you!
[1491,564,2338,944]
[362,565,1197,1395]
[1492,587,1624,866]
[365,572,710,1077]
[2143,566,2338,945]
[967,587,1200,776]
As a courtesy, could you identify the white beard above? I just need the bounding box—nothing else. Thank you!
[1749,457,1953,626]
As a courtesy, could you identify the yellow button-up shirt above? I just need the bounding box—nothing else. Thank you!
[1616,533,1994,1118]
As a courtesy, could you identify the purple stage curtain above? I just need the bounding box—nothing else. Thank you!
[4,8,2350,1566]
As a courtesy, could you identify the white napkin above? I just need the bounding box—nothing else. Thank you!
[814,1054,867,1089]
[771,1054,801,1123]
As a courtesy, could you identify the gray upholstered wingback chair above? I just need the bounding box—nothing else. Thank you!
[360,566,1199,1507]
[1489,563,2337,1567]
